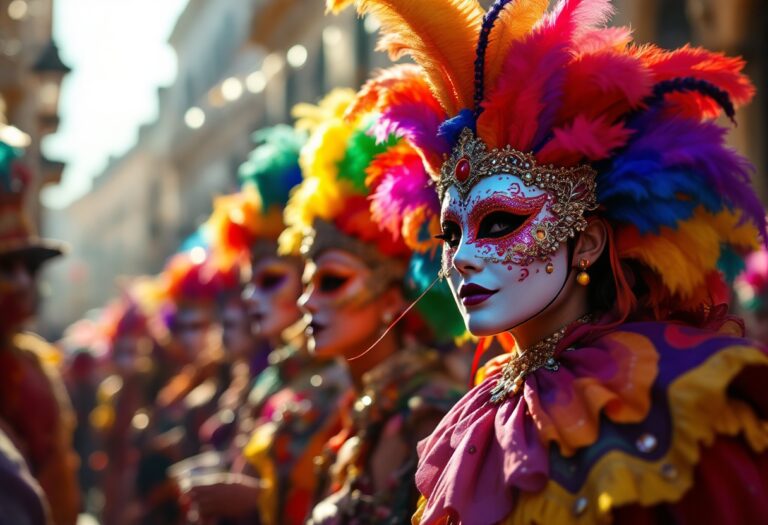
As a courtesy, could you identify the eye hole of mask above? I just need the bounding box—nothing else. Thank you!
[258,271,287,291]
[317,273,350,293]
[436,221,461,248]
[477,211,532,239]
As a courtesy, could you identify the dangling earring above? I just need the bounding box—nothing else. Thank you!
[576,258,591,286]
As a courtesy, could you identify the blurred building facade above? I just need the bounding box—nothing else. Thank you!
[0,0,68,226]
[40,0,767,336]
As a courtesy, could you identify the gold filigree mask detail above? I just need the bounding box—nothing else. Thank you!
[439,128,599,263]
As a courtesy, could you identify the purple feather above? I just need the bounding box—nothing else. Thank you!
[622,112,766,241]
[373,102,451,157]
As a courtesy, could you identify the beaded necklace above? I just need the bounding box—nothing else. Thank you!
[489,315,592,404]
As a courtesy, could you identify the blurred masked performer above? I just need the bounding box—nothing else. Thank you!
[199,125,311,454]
[135,250,238,525]
[0,139,80,524]
[278,89,466,524]
[334,0,768,523]
[90,297,159,525]
[185,125,351,525]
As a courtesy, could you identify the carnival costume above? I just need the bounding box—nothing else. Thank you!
[279,89,464,524]
[333,0,768,523]
[0,139,79,525]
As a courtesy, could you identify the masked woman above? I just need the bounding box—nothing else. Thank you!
[184,125,350,525]
[335,0,768,523]
[277,89,465,524]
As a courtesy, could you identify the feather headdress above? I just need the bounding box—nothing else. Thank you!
[281,88,464,340]
[157,250,238,306]
[205,125,304,267]
[279,88,407,258]
[336,0,765,316]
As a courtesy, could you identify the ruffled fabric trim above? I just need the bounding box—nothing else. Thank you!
[415,328,659,525]
[505,344,768,525]
[415,323,768,525]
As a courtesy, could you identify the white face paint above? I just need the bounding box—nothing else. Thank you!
[439,175,570,336]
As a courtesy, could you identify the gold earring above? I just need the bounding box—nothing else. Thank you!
[545,262,554,274]
[576,258,590,286]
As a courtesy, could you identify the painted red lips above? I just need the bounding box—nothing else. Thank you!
[459,282,498,307]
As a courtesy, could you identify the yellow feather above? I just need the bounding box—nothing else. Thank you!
[280,89,364,256]
[618,208,760,300]
[326,0,355,14]
[349,0,484,115]
[708,208,761,252]
[483,0,548,91]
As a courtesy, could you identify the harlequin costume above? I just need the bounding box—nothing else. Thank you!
[242,351,350,525]
[0,139,80,525]
[278,89,465,524]
[332,0,768,523]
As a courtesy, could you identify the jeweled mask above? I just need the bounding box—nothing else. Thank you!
[439,129,598,266]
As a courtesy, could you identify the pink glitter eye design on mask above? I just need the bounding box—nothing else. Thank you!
[438,191,551,270]
[469,192,549,265]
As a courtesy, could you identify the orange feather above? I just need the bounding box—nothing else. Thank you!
[349,0,484,115]
[483,0,549,91]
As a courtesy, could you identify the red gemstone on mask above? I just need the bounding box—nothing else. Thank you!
[455,157,470,183]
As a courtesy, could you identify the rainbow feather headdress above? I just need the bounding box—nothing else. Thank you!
[153,250,239,313]
[280,88,464,340]
[333,0,765,317]
[205,125,304,267]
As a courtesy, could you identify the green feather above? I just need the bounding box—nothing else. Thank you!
[336,125,397,193]
[238,125,305,212]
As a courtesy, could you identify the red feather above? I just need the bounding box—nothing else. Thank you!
[632,44,755,118]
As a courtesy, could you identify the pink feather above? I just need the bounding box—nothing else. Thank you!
[478,22,571,150]
[479,0,616,150]
[367,144,438,243]
[537,114,633,166]
[572,26,632,54]
[538,0,615,38]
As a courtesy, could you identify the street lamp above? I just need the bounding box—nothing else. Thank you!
[31,39,70,136]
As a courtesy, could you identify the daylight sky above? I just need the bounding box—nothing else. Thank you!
[41,0,189,208]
